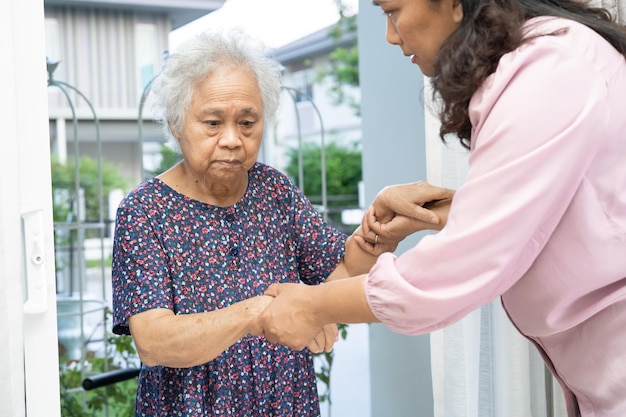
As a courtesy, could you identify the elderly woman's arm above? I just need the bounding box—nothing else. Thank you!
[261,183,454,349]
[128,296,272,368]
[323,225,395,281]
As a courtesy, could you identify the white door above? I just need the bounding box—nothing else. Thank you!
[0,0,62,416]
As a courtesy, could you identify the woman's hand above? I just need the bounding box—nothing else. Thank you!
[357,182,455,252]
[246,295,275,337]
[250,291,338,353]
[245,295,274,332]
[368,197,452,240]
[350,225,399,257]
[371,181,455,224]
[256,283,323,351]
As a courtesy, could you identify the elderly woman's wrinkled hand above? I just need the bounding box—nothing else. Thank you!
[247,295,275,337]
[306,323,339,354]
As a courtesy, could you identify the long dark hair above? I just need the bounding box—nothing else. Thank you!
[431,0,626,148]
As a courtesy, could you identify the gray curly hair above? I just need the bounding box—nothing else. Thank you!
[150,27,282,144]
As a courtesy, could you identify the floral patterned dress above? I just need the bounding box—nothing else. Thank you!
[112,162,347,416]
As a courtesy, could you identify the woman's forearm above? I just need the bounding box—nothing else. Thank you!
[315,275,380,324]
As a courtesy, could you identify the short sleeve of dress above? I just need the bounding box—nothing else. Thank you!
[269,168,347,286]
[111,184,173,335]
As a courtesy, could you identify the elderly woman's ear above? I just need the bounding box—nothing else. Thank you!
[168,121,181,141]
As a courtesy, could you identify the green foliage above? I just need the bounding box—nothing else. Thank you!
[284,142,361,207]
[50,154,129,224]
[315,323,349,413]
[85,254,112,269]
[317,1,360,115]
[326,45,359,112]
[59,310,139,417]
[146,143,183,178]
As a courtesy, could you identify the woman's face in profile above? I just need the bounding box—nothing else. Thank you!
[375,0,463,76]
[176,65,265,184]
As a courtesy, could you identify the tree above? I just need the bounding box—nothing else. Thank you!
[317,0,360,115]
[285,142,361,200]
[284,141,362,233]
[51,154,129,227]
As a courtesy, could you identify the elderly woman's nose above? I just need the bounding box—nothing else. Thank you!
[219,125,242,146]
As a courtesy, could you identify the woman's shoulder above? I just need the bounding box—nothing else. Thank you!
[522,16,620,54]
[508,17,621,73]
[468,16,622,149]
[249,162,297,191]
[476,17,619,103]
[523,16,604,37]
[118,178,174,210]
[122,178,157,199]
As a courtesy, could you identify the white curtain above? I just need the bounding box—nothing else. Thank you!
[591,0,625,22]
[425,3,624,415]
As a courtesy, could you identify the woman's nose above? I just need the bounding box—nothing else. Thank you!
[385,20,401,46]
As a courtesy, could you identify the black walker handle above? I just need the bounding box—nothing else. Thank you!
[82,367,140,390]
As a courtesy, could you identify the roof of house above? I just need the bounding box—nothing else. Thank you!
[271,23,357,66]
[43,0,225,29]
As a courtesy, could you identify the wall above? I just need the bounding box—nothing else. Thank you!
[358,0,435,416]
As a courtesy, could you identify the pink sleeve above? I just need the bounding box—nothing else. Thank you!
[365,21,611,335]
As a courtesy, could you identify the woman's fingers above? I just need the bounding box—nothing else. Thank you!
[371,182,455,223]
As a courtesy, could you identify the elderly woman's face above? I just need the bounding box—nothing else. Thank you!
[374,0,463,76]
[176,65,264,183]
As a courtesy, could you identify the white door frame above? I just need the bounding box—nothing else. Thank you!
[0,1,62,416]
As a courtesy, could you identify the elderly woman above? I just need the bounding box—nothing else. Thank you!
[110,28,420,416]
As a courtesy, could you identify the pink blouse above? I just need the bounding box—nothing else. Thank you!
[365,17,626,417]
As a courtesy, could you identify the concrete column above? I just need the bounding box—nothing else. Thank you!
[358,0,434,415]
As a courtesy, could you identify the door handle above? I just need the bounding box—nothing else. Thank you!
[22,209,48,314]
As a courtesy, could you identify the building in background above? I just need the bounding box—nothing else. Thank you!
[44,0,226,184]
[267,24,361,173]
[43,1,358,196]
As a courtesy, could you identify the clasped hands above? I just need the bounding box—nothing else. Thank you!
[250,181,454,353]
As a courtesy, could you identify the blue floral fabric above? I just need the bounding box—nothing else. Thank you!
[112,162,347,416]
